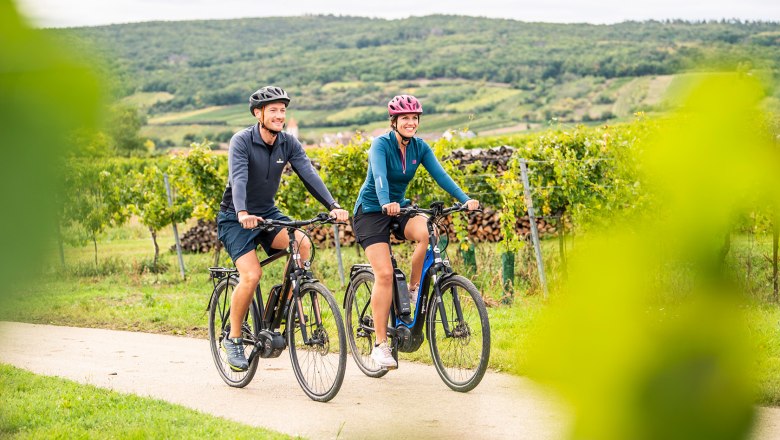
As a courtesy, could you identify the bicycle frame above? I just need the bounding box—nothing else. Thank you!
[208,217,329,361]
[346,202,470,354]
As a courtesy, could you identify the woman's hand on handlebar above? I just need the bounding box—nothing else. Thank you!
[382,202,401,216]
[464,199,480,211]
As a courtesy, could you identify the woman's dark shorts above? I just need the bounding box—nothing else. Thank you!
[352,205,416,250]
[217,210,292,263]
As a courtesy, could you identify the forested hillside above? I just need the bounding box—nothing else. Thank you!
[54,15,780,144]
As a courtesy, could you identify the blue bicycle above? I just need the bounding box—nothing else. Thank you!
[343,202,490,392]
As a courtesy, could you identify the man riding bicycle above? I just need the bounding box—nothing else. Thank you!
[217,86,348,372]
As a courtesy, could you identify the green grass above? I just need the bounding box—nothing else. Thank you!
[147,106,226,124]
[320,81,368,92]
[441,87,522,113]
[0,364,293,439]
[323,106,375,123]
[4,224,779,404]
[120,91,174,109]
[141,124,240,146]
[2,223,554,360]
[746,302,780,406]
[612,77,651,117]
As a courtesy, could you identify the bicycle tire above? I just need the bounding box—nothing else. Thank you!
[344,271,389,378]
[208,277,261,388]
[287,282,347,402]
[427,275,490,392]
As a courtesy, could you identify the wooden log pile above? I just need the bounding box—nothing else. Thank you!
[306,209,570,248]
[306,222,357,247]
[172,219,222,253]
[175,210,570,253]
[449,146,515,173]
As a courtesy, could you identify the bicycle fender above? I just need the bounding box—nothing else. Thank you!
[205,275,239,311]
[343,264,373,308]
[436,270,459,285]
[298,278,321,291]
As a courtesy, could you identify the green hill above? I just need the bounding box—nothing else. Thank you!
[57,15,780,145]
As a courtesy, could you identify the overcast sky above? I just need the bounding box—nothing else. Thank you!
[14,0,780,28]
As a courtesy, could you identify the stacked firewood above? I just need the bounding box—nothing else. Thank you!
[307,222,357,247]
[305,210,570,247]
[449,146,516,173]
[174,210,569,252]
[173,219,222,253]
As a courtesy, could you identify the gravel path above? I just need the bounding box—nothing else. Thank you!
[2,321,778,440]
[0,322,568,439]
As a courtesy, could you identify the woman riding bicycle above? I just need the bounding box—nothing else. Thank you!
[352,94,479,369]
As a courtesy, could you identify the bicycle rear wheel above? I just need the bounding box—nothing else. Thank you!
[427,275,490,392]
[208,277,261,388]
[287,282,347,402]
[344,271,388,378]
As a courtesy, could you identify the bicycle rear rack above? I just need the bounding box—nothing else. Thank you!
[208,266,237,289]
[208,266,237,278]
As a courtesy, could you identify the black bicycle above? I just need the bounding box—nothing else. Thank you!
[207,213,347,402]
[344,202,491,392]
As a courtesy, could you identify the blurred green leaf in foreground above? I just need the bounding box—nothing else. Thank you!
[527,72,780,440]
[0,0,102,299]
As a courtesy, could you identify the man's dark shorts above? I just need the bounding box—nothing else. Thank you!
[217,210,292,263]
[352,205,417,250]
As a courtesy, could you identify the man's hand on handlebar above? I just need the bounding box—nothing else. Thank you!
[238,211,264,229]
[464,199,480,211]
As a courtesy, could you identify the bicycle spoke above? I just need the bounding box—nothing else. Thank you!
[288,283,346,402]
[428,275,490,392]
[345,272,389,378]
[208,278,260,388]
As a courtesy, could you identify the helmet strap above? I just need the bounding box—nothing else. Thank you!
[259,107,282,138]
[262,125,281,136]
[394,127,412,144]
[392,120,416,144]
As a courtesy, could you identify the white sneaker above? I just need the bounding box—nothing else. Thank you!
[371,341,397,369]
[409,287,418,306]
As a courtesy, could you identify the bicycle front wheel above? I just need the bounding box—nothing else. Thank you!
[287,282,347,402]
[208,277,261,388]
[344,270,388,378]
[427,275,490,392]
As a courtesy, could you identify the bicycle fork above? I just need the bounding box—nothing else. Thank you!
[292,282,325,346]
[433,276,466,338]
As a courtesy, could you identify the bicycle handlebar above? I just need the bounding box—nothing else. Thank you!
[254,213,342,230]
[384,202,482,218]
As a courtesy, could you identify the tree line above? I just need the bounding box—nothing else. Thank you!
[55,15,780,113]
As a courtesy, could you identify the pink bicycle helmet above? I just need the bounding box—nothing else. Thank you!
[387,95,423,116]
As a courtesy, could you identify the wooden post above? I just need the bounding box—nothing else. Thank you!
[334,224,345,287]
[164,173,186,280]
[519,159,548,298]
